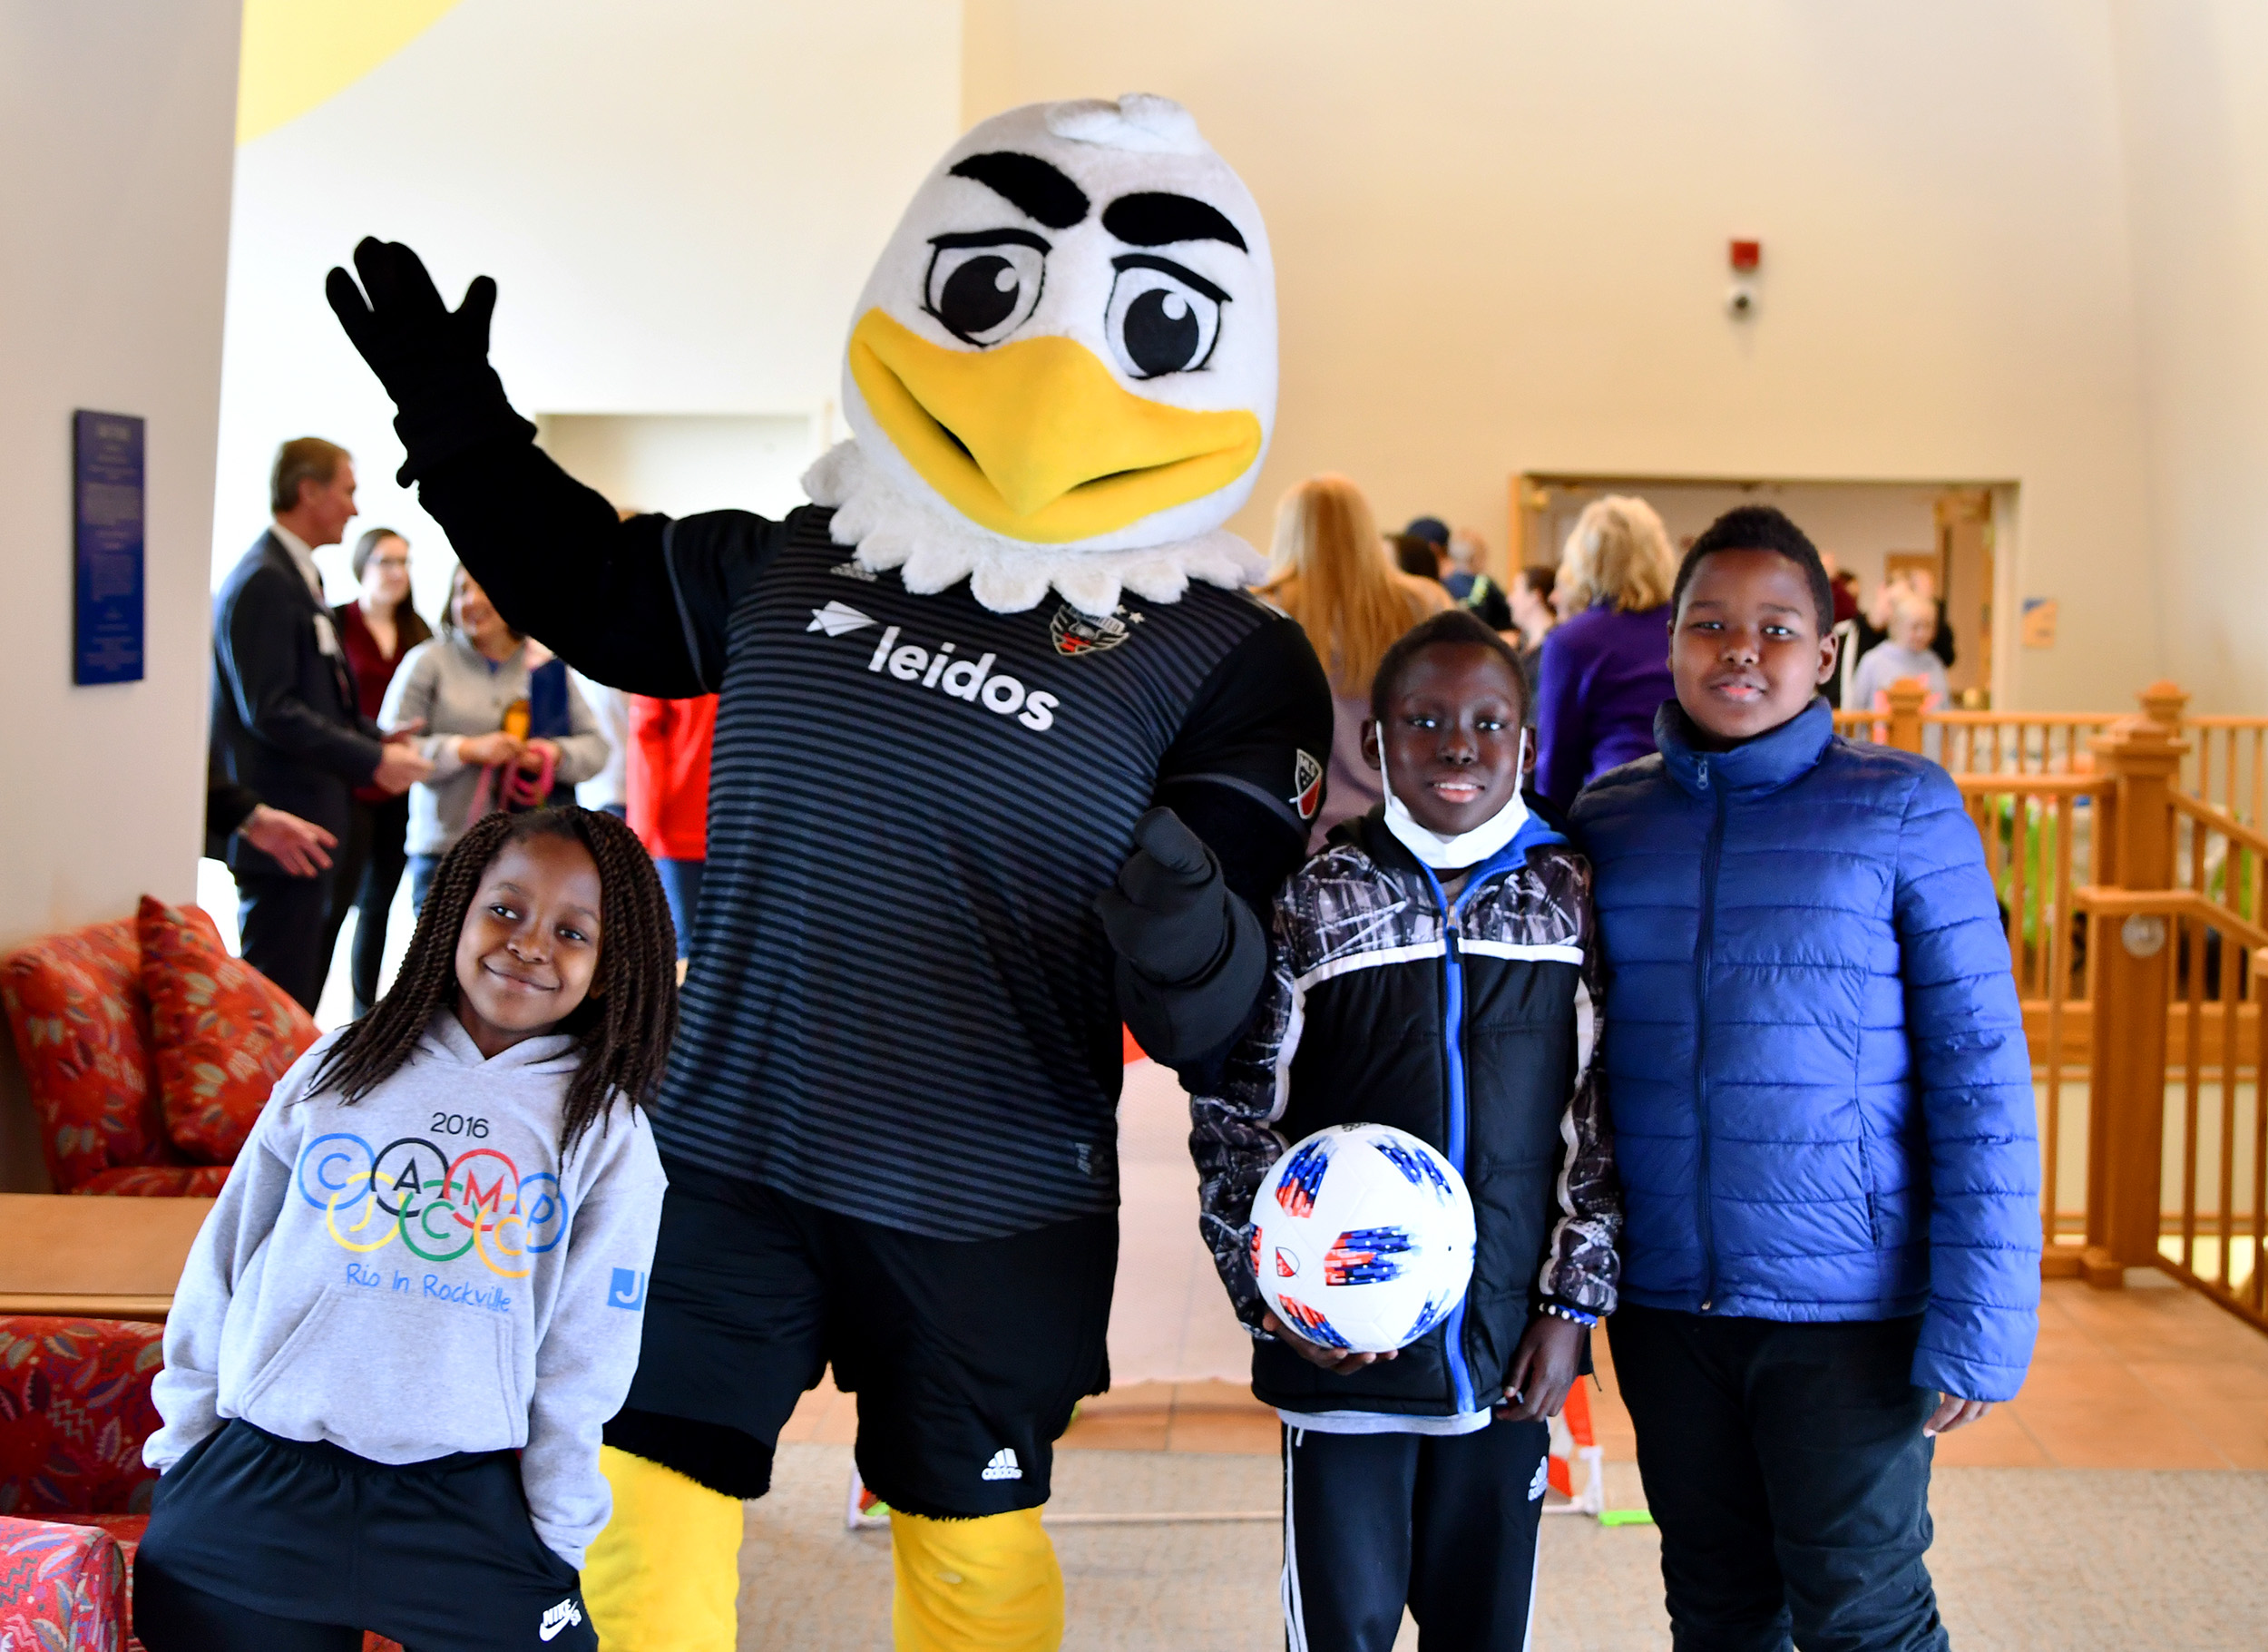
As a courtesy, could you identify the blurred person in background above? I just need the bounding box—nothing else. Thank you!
[1852,588,1951,760]
[629,692,718,961]
[1264,477,1451,848]
[1392,533,1443,584]
[319,527,434,1015]
[1853,568,1955,669]
[381,564,610,910]
[1507,563,1559,712]
[210,438,430,1009]
[1444,525,1513,630]
[576,676,631,819]
[1534,494,1678,810]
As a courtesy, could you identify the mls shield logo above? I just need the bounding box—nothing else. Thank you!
[1049,602,1140,656]
[1290,749,1323,820]
[607,1268,647,1311]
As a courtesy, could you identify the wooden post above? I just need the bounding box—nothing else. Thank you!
[2082,700,2189,1287]
[1884,678,1928,753]
[2138,679,2189,729]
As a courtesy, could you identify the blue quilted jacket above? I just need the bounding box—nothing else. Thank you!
[1570,699,2038,1403]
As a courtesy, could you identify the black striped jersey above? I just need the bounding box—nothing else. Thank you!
[646,505,1330,1238]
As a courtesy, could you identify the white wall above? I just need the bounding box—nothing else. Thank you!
[214,0,963,620]
[964,0,2159,710]
[2109,0,2268,717]
[0,0,242,1187]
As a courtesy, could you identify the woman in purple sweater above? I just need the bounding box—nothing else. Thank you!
[1535,495,1679,809]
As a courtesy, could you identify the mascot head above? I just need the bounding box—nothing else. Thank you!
[806,95,1276,617]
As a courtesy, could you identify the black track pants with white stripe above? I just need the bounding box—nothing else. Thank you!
[1280,1417,1550,1652]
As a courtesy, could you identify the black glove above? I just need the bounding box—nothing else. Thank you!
[1096,808,1266,1062]
[1096,807,1238,983]
[325,238,534,483]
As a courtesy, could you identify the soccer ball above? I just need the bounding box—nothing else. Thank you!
[1248,1123,1477,1355]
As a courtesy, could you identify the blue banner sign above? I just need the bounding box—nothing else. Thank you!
[73,410,145,685]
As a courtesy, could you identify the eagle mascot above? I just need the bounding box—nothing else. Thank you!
[328,94,1331,1651]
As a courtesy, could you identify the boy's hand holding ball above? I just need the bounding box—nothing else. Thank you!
[1262,1308,1397,1377]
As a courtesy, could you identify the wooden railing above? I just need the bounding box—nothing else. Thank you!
[1836,679,2267,800]
[1839,680,2268,1326]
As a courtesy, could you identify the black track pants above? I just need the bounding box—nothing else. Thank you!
[1280,1416,1550,1652]
[1608,1306,1949,1652]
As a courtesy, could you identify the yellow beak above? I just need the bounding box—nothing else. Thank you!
[848,308,1264,544]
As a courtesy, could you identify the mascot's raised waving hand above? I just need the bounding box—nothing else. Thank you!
[329,95,1331,1651]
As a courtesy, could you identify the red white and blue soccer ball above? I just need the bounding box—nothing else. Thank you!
[1249,1123,1478,1355]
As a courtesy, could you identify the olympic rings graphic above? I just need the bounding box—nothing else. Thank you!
[294,1131,570,1278]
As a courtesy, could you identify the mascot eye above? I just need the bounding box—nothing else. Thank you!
[1105,256,1226,379]
[924,234,1048,346]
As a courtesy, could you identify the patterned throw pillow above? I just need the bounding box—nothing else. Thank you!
[136,896,318,1165]
[0,918,161,1191]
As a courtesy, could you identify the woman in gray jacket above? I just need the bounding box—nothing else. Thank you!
[381,565,610,907]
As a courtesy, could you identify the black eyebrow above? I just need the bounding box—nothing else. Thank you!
[929,228,1051,253]
[1110,252,1229,304]
[1101,192,1248,251]
[947,152,1090,230]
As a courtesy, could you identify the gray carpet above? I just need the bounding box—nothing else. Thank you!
[736,1444,2268,1649]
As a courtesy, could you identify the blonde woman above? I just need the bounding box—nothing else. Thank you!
[1260,475,1451,847]
[1535,495,1679,807]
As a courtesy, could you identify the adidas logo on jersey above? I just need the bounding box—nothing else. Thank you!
[982,1447,1023,1481]
[539,1597,584,1641]
[807,605,1061,732]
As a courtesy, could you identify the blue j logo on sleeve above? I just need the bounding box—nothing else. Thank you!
[607,1268,648,1311]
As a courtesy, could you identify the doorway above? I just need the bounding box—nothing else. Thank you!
[1510,474,2015,708]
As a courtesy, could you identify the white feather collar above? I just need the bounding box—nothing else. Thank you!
[802,441,1266,619]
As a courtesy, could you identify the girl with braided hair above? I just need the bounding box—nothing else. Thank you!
[136,807,675,1652]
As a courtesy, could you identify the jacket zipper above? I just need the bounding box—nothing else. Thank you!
[1421,860,1503,1418]
[1694,763,1726,1312]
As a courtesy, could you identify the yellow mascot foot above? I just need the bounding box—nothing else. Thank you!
[585,1444,743,1652]
[891,1507,1064,1652]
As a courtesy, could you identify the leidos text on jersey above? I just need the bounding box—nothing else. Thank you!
[861,622,1061,731]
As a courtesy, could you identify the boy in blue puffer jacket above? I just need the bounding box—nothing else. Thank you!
[1572,506,2037,1652]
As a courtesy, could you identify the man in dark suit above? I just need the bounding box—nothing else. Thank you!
[210,437,431,1008]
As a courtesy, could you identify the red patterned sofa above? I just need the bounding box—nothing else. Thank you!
[0,1316,401,1652]
[0,917,227,1197]
[0,1316,162,1650]
[0,904,315,1197]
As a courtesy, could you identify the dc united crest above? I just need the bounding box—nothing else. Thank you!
[1050,602,1141,657]
[1290,749,1324,819]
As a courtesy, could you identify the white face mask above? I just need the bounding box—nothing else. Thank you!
[1377,730,1531,873]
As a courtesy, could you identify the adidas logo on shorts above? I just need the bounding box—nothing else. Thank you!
[539,1596,584,1641]
[981,1447,1023,1481]
[1527,1454,1550,1502]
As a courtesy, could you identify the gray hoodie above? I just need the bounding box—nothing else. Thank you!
[379,632,611,856]
[147,1014,667,1569]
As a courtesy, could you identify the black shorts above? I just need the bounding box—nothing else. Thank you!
[605,1167,1116,1520]
[134,1422,595,1652]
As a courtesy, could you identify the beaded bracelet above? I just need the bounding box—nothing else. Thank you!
[1537,1300,1599,1328]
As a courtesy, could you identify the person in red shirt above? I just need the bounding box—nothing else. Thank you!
[324,527,434,1012]
[627,692,717,960]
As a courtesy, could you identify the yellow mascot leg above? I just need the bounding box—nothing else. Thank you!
[890,1508,1064,1652]
[584,1444,743,1652]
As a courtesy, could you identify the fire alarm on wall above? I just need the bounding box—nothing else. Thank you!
[1726,239,1761,318]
